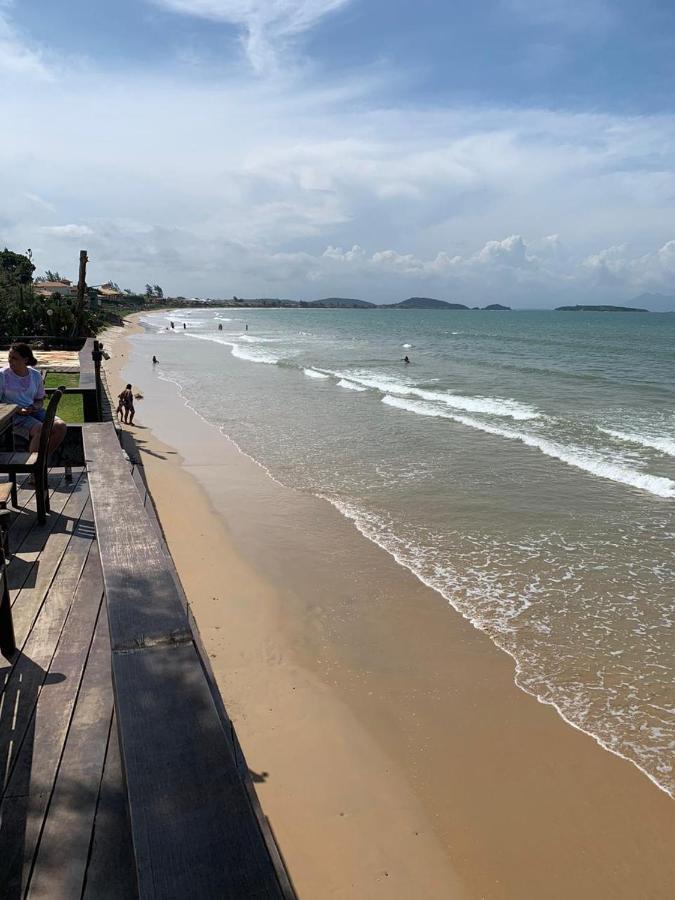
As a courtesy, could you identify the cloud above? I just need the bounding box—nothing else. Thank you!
[2,23,675,306]
[149,0,354,72]
[39,224,95,237]
[0,5,52,79]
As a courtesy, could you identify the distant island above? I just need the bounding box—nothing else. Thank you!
[484,303,510,310]
[555,304,648,312]
[385,297,468,309]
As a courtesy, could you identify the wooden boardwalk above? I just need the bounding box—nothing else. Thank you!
[0,471,138,899]
[1,433,294,898]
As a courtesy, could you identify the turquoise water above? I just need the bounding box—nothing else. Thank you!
[136,308,675,796]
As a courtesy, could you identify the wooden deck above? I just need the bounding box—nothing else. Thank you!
[1,418,295,898]
[0,470,138,899]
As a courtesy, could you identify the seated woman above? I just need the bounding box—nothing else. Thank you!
[0,343,67,456]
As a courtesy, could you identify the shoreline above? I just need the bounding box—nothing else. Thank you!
[101,315,675,899]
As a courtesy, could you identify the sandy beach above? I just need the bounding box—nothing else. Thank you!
[101,316,675,899]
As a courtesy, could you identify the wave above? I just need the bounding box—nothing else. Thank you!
[230,345,280,365]
[303,368,330,379]
[324,368,539,420]
[337,378,367,391]
[382,395,675,499]
[187,331,281,364]
[238,334,279,343]
[599,427,675,458]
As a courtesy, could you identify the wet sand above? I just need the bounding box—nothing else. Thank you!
[102,317,675,899]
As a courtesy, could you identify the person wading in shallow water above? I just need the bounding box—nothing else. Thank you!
[152,355,159,364]
[118,384,135,425]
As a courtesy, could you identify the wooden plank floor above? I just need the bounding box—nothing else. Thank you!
[0,473,137,900]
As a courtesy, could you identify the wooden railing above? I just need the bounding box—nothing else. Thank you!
[83,422,294,899]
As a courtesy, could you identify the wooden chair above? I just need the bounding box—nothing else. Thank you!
[0,388,64,526]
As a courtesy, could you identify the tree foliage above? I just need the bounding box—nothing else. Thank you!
[0,248,35,287]
[35,269,67,282]
[0,247,100,339]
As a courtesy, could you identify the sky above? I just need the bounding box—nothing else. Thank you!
[2,0,675,307]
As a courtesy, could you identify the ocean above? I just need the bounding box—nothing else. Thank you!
[135,307,675,797]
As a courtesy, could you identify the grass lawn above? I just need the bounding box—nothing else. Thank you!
[44,372,84,423]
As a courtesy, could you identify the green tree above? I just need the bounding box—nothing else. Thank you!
[153,284,163,298]
[145,283,153,297]
[0,248,35,287]
[35,269,67,282]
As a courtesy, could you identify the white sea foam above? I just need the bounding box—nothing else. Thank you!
[231,345,280,365]
[187,331,281,364]
[402,343,412,348]
[382,395,675,498]
[303,368,330,379]
[325,368,539,420]
[337,378,367,391]
[238,334,278,343]
[599,427,675,458]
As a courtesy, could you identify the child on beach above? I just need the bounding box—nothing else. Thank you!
[118,384,135,424]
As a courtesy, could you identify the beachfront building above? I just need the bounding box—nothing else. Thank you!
[97,283,125,303]
[33,279,77,298]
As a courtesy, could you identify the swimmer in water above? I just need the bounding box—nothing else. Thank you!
[152,355,159,364]
[403,355,410,364]
[218,323,223,330]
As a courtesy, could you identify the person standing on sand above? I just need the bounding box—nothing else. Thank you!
[118,384,135,425]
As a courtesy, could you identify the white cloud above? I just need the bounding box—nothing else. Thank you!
[149,0,354,72]
[0,7,51,79]
[2,27,675,306]
[39,224,95,237]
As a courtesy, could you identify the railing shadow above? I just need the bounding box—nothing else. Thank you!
[0,652,65,898]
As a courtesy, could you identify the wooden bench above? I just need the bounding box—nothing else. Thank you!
[83,422,293,899]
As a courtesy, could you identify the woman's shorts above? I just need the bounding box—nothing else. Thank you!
[12,407,46,441]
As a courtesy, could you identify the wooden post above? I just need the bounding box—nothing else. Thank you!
[72,249,88,336]
[92,340,103,422]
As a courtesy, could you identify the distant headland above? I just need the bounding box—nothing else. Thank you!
[191,296,511,310]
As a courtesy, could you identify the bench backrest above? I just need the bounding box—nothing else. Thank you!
[36,388,63,475]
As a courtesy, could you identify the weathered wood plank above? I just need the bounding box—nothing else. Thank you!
[5,470,84,567]
[83,423,189,650]
[0,541,103,896]
[113,643,284,900]
[82,715,138,900]
[0,497,93,718]
[5,487,92,661]
[26,608,113,900]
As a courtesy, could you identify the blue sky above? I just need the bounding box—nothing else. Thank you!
[2,0,675,306]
